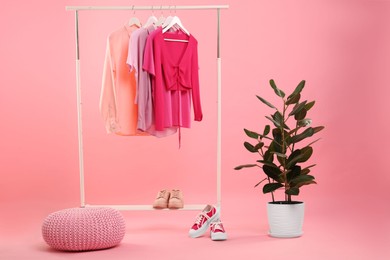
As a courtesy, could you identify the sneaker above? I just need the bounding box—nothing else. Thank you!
[152,190,170,209]
[210,220,228,241]
[189,205,219,238]
[168,189,184,209]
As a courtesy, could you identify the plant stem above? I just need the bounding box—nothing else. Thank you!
[281,99,288,201]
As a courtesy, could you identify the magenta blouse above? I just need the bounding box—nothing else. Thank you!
[143,28,203,131]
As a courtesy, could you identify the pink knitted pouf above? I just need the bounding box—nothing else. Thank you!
[42,207,126,251]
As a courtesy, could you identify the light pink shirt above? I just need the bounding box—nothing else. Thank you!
[127,26,177,137]
[100,25,147,136]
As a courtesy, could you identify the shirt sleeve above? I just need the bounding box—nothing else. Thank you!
[143,31,156,76]
[99,38,120,133]
[191,40,203,121]
[126,30,138,73]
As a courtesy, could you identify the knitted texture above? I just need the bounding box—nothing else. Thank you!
[42,207,126,251]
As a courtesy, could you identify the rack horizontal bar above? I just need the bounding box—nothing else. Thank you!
[84,204,207,211]
[66,5,229,11]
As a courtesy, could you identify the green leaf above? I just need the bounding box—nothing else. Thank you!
[264,150,274,163]
[263,183,284,193]
[244,128,259,139]
[270,79,285,98]
[296,180,317,188]
[287,165,301,182]
[234,164,258,170]
[313,126,325,134]
[301,164,316,175]
[244,142,257,153]
[305,101,315,111]
[256,95,276,109]
[298,146,313,163]
[289,127,314,144]
[286,187,300,195]
[286,93,301,105]
[263,125,271,136]
[289,101,307,116]
[288,80,306,99]
[286,150,302,169]
[266,115,281,129]
[291,175,315,186]
[294,108,307,121]
[254,142,264,150]
[262,165,282,182]
[272,111,290,130]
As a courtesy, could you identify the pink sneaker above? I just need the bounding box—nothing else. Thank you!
[189,205,219,238]
[210,220,227,241]
[152,190,170,209]
[168,189,184,209]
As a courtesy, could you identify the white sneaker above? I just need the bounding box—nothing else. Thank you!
[210,220,228,241]
[189,205,219,238]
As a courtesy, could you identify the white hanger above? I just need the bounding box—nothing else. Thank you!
[162,16,190,35]
[162,15,173,28]
[127,6,141,27]
[144,15,158,27]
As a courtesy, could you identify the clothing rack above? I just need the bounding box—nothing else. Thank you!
[65,5,229,211]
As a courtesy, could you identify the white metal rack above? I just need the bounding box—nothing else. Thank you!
[65,5,229,211]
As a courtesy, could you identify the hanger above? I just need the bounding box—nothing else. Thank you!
[143,6,158,28]
[162,16,190,35]
[128,5,141,27]
[144,15,158,27]
[161,6,172,27]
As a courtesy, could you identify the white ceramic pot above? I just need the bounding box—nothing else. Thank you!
[267,201,305,238]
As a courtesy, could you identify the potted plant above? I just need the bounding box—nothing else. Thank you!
[234,79,324,238]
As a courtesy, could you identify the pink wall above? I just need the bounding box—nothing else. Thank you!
[1,0,389,253]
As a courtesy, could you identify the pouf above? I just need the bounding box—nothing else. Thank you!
[42,207,126,251]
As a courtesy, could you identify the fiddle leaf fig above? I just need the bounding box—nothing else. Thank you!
[235,80,324,203]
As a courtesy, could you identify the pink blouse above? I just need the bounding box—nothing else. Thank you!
[143,29,203,131]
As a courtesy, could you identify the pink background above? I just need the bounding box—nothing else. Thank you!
[1,0,389,259]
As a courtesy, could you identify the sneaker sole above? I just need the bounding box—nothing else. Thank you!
[211,232,227,241]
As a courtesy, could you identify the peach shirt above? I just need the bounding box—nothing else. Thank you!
[100,24,146,136]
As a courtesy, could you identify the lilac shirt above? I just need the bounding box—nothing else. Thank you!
[127,26,177,137]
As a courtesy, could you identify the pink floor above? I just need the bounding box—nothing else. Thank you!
[1,195,388,260]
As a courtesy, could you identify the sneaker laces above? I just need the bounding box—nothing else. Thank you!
[170,190,181,199]
[194,213,209,227]
[211,221,224,232]
[156,190,167,199]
